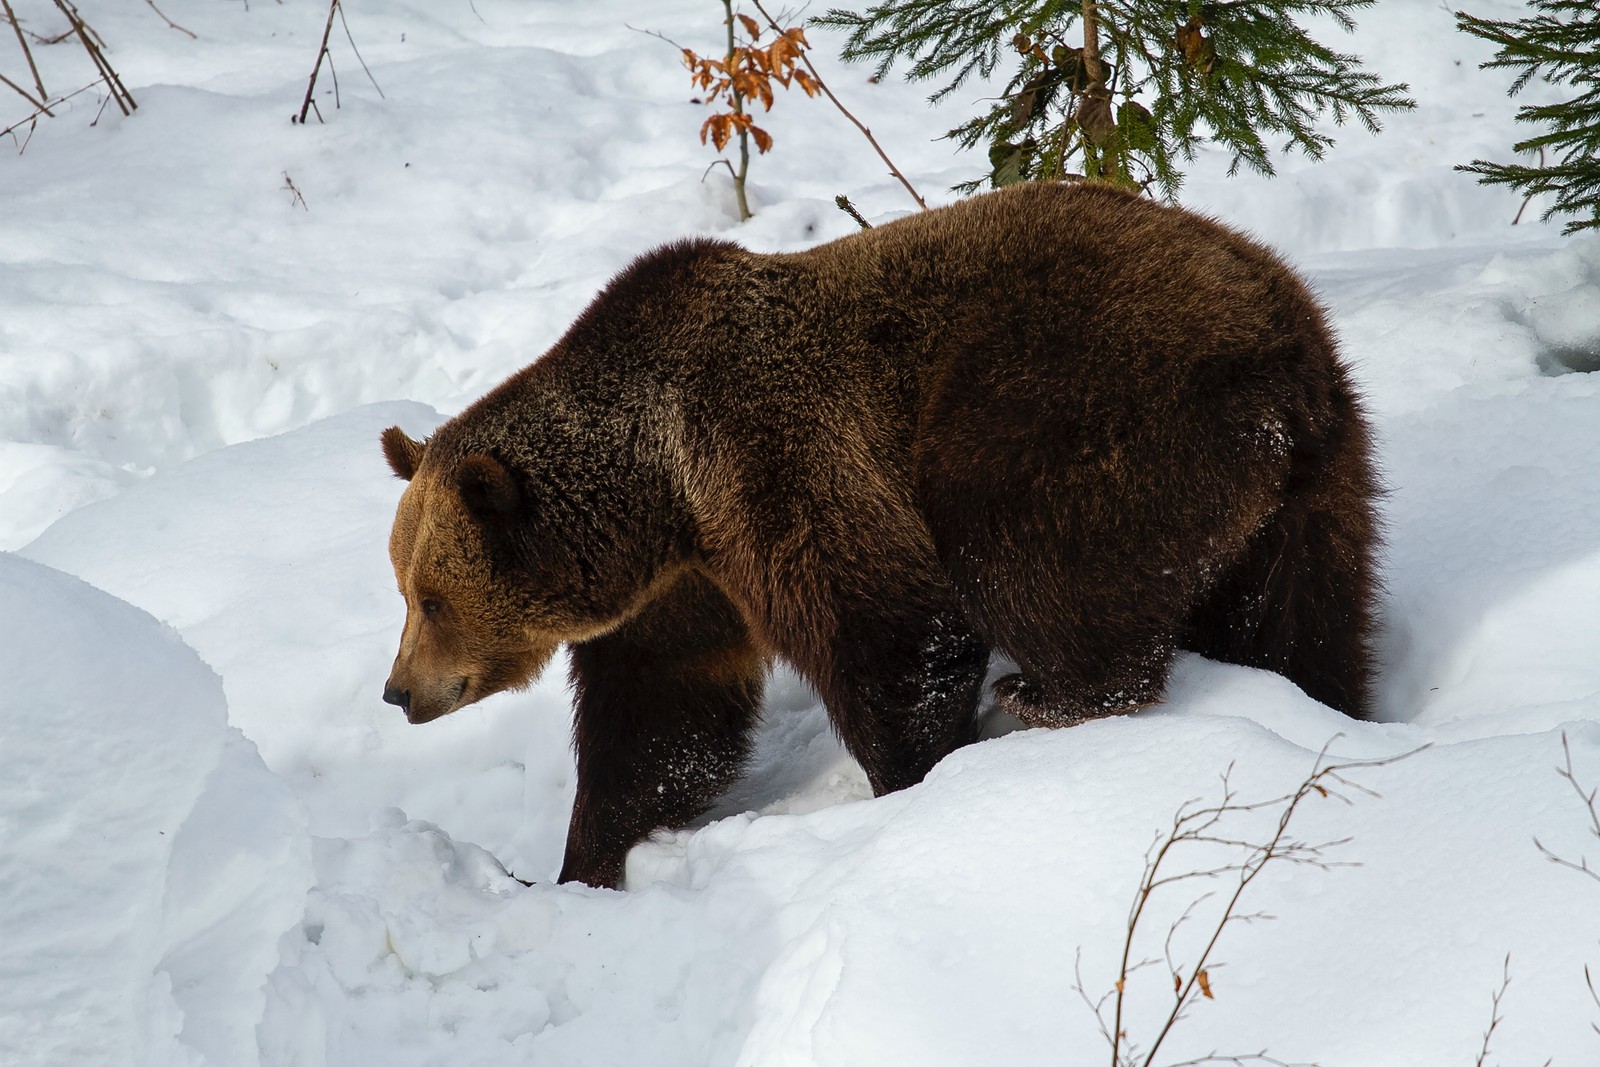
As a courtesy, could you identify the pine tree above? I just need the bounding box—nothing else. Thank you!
[814,0,1413,198]
[1457,0,1600,235]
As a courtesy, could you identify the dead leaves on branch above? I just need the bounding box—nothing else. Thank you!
[683,22,818,155]
[1176,15,1217,77]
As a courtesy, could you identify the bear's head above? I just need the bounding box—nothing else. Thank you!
[380,424,645,724]
[378,426,557,723]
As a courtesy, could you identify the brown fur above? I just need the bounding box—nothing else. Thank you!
[379,181,1381,888]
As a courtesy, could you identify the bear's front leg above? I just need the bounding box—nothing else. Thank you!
[560,570,764,888]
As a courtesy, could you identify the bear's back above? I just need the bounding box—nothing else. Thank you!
[798,182,1323,375]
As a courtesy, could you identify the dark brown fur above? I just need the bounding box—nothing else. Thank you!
[380,182,1380,888]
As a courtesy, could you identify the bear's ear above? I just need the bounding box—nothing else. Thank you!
[381,426,425,481]
[455,454,521,519]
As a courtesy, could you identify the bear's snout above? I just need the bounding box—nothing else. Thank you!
[383,672,470,724]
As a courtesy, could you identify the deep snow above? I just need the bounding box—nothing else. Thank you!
[2,1,1599,1065]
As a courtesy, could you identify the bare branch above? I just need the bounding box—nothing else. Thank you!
[1163,1053,1315,1067]
[1587,965,1600,1037]
[747,0,926,211]
[282,171,308,210]
[1533,733,1600,886]
[1,77,106,145]
[336,0,383,100]
[625,22,688,53]
[1472,954,1512,1067]
[143,0,196,39]
[0,69,49,112]
[1557,732,1600,840]
[1,0,49,105]
[834,193,872,229]
[1076,739,1426,1067]
[295,0,339,124]
[51,0,135,115]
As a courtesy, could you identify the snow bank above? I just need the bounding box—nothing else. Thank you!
[0,555,309,1067]
[247,704,1600,1067]
[21,401,577,875]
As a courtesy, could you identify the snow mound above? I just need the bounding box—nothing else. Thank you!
[20,401,577,866]
[0,554,310,1067]
[251,709,1600,1067]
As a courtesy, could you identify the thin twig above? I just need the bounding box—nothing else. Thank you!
[1073,948,1125,1061]
[1087,740,1426,1067]
[747,0,926,211]
[1163,1054,1311,1067]
[1587,965,1600,1037]
[0,69,49,112]
[87,83,110,125]
[702,157,737,183]
[0,76,105,144]
[1533,732,1600,887]
[59,0,103,49]
[295,0,339,124]
[325,43,339,109]
[52,0,134,115]
[625,22,687,52]
[835,194,872,228]
[143,0,196,39]
[1472,954,1511,1067]
[336,0,383,99]
[283,171,308,210]
[1512,147,1547,226]
[1,0,48,106]
[2,113,32,151]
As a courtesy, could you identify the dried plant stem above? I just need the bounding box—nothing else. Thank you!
[52,0,134,115]
[1511,147,1547,227]
[1587,965,1600,1037]
[2,0,48,107]
[1,76,101,145]
[143,0,195,40]
[834,194,872,229]
[0,69,47,112]
[336,0,383,100]
[294,0,383,124]
[1472,955,1512,1067]
[4,0,138,148]
[1533,731,1600,886]
[720,0,752,221]
[296,0,340,124]
[282,171,308,211]
[748,0,926,211]
[1080,740,1425,1067]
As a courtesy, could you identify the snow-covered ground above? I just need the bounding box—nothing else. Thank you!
[3,1,1598,1064]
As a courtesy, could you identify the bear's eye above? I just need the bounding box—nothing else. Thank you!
[420,597,444,619]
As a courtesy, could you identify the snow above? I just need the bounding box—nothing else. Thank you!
[0,555,308,1067]
[2,0,1598,1064]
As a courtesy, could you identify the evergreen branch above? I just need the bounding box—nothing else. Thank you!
[1457,0,1600,233]
[820,0,1409,195]
[817,0,1080,100]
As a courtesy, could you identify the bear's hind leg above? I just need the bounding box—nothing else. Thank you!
[815,583,991,796]
[1182,415,1380,719]
[992,630,1175,728]
[561,570,765,888]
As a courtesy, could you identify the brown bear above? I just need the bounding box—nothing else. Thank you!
[379,181,1380,889]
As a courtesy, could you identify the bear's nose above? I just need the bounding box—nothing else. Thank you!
[382,686,411,711]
